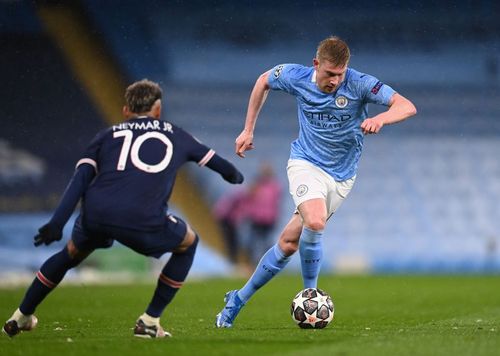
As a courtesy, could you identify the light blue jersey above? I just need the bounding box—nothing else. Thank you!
[268,64,395,181]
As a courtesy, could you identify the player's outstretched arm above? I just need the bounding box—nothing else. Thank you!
[361,93,417,134]
[34,164,95,246]
[235,71,271,158]
[205,153,244,184]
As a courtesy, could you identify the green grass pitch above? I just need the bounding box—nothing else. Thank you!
[1,275,499,355]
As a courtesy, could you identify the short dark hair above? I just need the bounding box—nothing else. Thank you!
[124,79,162,114]
[316,36,350,67]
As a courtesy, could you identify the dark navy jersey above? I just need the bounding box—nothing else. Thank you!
[76,116,215,231]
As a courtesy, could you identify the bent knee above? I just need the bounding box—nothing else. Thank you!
[303,219,326,231]
[66,240,91,261]
[279,239,298,256]
[277,215,302,256]
[66,240,80,259]
[174,226,198,253]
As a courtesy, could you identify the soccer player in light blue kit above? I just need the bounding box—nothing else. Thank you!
[216,36,417,328]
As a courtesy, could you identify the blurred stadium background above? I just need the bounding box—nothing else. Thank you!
[1,0,499,285]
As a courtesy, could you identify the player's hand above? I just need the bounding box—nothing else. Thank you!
[235,130,255,158]
[223,170,244,184]
[34,223,63,247]
[361,118,383,135]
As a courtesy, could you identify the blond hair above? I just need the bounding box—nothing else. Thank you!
[316,36,350,67]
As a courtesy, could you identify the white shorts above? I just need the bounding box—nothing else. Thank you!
[287,159,355,217]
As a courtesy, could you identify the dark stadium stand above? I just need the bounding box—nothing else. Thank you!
[0,2,104,209]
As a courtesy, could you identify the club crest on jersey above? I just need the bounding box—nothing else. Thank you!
[335,95,348,108]
[296,184,308,197]
[274,65,284,79]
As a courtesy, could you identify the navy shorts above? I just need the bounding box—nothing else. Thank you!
[71,214,187,259]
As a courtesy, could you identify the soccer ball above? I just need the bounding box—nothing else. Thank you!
[290,288,334,329]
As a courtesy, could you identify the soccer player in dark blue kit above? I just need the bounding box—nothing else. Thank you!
[3,79,244,338]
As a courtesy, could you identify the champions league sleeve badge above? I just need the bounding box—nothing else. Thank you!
[335,95,348,108]
[371,81,383,94]
[274,65,284,79]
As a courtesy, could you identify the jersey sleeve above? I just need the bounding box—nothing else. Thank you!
[48,130,105,228]
[177,128,215,167]
[75,129,107,173]
[49,164,96,228]
[267,63,301,95]
[174,127,243,183]
[357,73,396,106]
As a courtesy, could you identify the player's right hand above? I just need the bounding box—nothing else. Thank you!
[34,223,63,247]
[235,130,254,158]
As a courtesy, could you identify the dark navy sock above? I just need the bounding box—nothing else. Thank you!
[20,247,80,315]
[146,235,199,318]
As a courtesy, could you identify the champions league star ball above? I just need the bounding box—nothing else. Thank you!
[291,288,334,329]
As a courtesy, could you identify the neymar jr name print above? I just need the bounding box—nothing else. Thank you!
[112,120,173,133]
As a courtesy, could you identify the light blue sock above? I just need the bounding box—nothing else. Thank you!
[299,227,323,289]
[237,244,290,303]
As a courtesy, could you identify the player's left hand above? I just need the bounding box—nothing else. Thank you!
[223,170,244,184]
[361,118,383,135]
[33,223,63,247]
[235,130,255,158]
